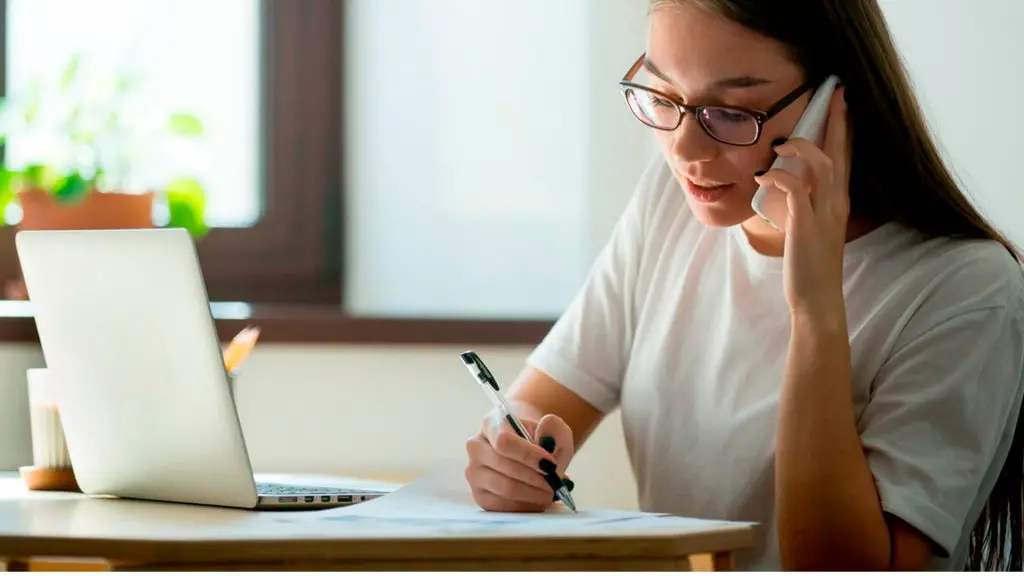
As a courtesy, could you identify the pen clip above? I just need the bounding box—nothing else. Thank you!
[460,350,498,391]
[461,350,529,437]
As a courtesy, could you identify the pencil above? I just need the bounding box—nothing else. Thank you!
[223,325,261,376]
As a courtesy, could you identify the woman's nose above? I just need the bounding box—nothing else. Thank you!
[671,114,719,164]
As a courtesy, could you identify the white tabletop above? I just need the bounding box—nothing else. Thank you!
[0,470,754,568]
[0,471,753,569]
[0,470,403,539]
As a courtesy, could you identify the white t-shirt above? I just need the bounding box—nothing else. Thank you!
[527,157,1024,570]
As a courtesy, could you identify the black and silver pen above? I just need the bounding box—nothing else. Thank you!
[460,350,577,513]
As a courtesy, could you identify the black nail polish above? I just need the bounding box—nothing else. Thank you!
[538,459,557,475]
[771,137,787,148]
[754,170,766,177]
[538,435,556,454]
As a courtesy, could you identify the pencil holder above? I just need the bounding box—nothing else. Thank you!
[20,368,79,492]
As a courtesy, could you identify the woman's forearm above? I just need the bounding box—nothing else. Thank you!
[508,367,606,449]
[505,399,544,422]
[775,311,891,570]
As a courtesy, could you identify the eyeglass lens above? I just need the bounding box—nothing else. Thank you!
[625,87,759,145]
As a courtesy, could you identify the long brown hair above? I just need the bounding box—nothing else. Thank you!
[650,0,1022,570]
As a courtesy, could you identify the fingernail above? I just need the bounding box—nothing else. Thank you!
[538,459,557,475]
[538,435,556,454]
[753,170,766,177]
[771,137,787,148]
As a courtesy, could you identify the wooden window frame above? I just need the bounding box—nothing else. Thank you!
[0,0,554,345]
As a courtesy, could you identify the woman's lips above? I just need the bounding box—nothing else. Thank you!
[685,178,734,203]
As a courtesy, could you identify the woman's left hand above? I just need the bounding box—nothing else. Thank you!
[755,86,851,321]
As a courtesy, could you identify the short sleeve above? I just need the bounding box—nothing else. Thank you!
[525,157,667,413]
[858,246,1024,557]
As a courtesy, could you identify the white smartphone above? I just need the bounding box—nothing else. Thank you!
[750,74,841,231]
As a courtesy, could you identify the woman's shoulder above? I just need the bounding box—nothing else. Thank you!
[919,234,1021,295]
[876,227,1024,320]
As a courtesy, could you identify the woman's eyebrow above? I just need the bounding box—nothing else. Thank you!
[642,57,772,91]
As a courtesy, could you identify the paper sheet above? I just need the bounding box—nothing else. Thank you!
[266,460,754,537]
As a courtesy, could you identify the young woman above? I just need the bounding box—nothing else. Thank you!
[463,0,1024,571]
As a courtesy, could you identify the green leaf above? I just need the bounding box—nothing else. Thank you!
[104,110,120,130]
[52,172,92,204]
[115,73,132,94]
[60,54,82,92]
[165,177,209,239]
[0,168,18,226]
[22,164,59,189]
[166,113,204,137]
[22,80,43,124]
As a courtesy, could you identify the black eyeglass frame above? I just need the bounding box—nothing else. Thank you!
[619,52,816,147]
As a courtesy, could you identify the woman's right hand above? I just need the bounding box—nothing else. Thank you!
[464,410,575,512]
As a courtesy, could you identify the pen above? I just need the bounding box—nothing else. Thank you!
[459,350,577,513]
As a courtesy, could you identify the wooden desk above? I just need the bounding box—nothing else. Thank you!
[0,472,753,571]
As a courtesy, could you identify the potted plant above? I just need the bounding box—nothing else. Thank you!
[0,54,210,298]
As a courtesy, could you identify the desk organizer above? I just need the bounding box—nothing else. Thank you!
[23,368,81,492]
[19,465,80,492]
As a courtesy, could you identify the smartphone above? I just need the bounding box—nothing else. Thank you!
[750,74,841,231]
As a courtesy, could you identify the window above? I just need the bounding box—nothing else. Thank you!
[6,0,261,228]
[343,0,653,320]
[0,0,342,305]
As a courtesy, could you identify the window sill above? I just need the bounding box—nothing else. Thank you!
[0,301,554,345]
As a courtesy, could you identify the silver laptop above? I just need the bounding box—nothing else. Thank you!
[16,228,388,510]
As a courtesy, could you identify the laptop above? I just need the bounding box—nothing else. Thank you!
[15,228,389,510]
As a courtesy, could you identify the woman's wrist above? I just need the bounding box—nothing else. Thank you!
[785,301,852,395]
[789,296,848,338]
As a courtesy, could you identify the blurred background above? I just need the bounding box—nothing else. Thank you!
[0,0,1020,511]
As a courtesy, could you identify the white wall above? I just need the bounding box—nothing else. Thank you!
[344,0,653,319]
[879,0,1024,247]
[0,343,639,510]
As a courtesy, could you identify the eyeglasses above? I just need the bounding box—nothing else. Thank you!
[619,53,815,146]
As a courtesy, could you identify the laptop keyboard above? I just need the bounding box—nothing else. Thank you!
[256,482,381,496]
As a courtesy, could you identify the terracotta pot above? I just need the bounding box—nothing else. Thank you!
[17,188,155,231]
[6,189,156,299]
